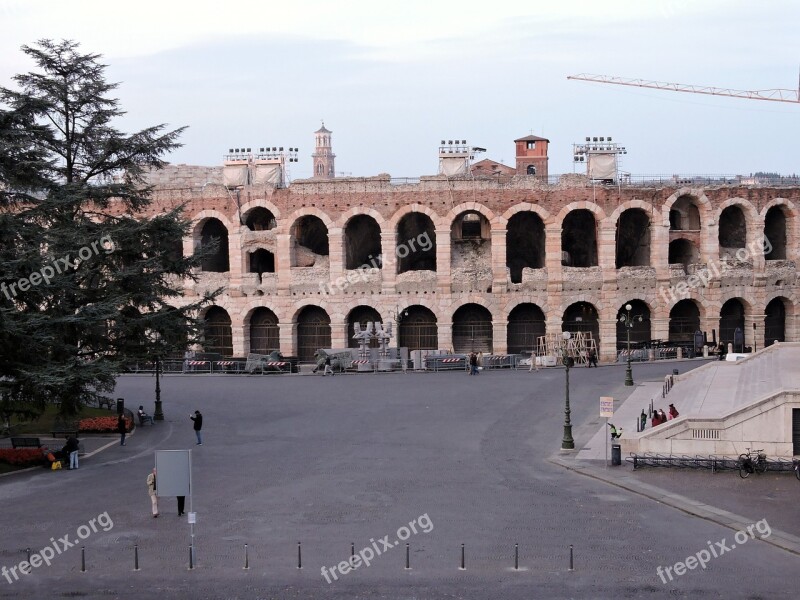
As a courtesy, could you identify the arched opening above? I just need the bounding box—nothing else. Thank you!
[615,208,651,267]
[199,218,229,272]
[720,298,746,350]
[203,306,233,356]
[668,300,700,344]
[296,306,331,362]
[291,215,329,267]
[451,210,490,241]
[397,213,436,273]
[347,305,383,349]
[526,165,536,175]
[507,303,546,354]
[668,239,700,269]
[244,207,276,231]
[561,209,598,267]
[249,307,279,354]
[616,300,652,351]
[398,306,438,351]
[669,195,701,230]
[345,215,382,270]
[764,206,787,260]
[507,212,545,284]
[719,206,747,260]
[764,297,787,346]
[562,302,600,342]
[452,304,493,353]
[248,249,275,274]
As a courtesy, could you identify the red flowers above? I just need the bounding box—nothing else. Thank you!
[78,416,132,433]
[0,448,45,467]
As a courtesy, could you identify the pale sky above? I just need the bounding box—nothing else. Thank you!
[2,0,799,179]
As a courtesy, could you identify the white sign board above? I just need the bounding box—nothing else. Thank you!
[600,396,614,418]
[155,450,191,497]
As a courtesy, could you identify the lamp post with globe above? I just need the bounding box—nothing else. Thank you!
[619,303,643,387]
[561,331,575,450]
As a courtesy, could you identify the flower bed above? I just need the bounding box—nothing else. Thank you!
[0,448,45,467]
[78,416,132,433]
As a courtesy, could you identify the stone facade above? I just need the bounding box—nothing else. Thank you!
[142,166,800,361]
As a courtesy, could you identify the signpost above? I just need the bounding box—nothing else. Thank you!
[600,397,614,467]
[155,450,194,567]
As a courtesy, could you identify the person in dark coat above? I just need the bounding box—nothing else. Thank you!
[177,496,186,516]
[64,435,80,469]
[190,410,203,445]
[640,410,647,431]
[117,414,127,446]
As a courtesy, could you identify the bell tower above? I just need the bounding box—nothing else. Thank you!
[312,121,336,179]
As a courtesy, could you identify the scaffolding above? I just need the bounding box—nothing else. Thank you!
[535,331,598,365]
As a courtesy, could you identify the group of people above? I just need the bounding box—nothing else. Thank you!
[43,436,80,470]
[146,467,186,518]
[641,403,679,429]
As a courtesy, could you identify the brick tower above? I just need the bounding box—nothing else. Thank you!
[312,121,336,179]
[514,134,549,178]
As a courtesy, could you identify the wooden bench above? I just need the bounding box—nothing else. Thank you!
[11,437,42,449]
[97,398,114,410]
[51,417,79,439]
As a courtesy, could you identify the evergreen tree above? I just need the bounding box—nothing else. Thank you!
[0,39,217,416]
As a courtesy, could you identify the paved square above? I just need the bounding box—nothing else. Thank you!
[1,363,798,598]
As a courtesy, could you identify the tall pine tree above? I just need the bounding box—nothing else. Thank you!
[0,39,217,416]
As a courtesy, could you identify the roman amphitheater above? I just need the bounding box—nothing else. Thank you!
[144,128,799,364]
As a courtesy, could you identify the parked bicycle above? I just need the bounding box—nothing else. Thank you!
[738,448,767,478]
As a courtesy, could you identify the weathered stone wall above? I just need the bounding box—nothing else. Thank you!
[136,165,800,359]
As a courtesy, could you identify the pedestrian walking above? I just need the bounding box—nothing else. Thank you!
[117,414,127,446]
[323,354,334,376]
[529,352,539,372]
[64,435,80,469]
[640,410,647,431]
[190,410,203,445]
[468,352,478,375]
[177,496,186,516]
[146,468,159,517]
[588,348,598,368]
[668,403,679,419]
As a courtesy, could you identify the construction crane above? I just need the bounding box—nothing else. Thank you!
[567,73,800,104]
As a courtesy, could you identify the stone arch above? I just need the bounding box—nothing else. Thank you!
[346,305,384,348]
[506,210,546,283]
[444,202,497,227]
[661,190,712,228]
[387,203,445,232]
[398,305,438,351]
[343,213,382,270]
[452,303,494,353]
[561,208,599,267]
[201,305,233,356]
[507,302,546,354]
[615,207,652,267]
[279,207,335,236]
[500,202,551,227]
[554,200,607,226]
[294,305,332,362]
[196,217,230,273]
[396,211,437,273]
[668,299,703,344]
[616,299,652,349]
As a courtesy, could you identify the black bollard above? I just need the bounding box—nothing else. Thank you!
[81,546,85,572]
[189,545,194,570]
[26,548,31,563]
[514,543,519,570]
[244,544,249,570]
[569,545,574,571]
[297,542,302,569]
[351,543,355,559]
[460,543,465,570]
[405,543,410,570]
[134,544,139,571]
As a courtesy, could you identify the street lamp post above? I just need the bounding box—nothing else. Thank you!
[619,303,642,387]
[152,332,164,421]
[561,331,575,450]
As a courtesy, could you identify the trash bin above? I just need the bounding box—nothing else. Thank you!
[672,368,679,375]
[611,444,622,466]
[116,398,124,415]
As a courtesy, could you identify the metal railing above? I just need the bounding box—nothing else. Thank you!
[627,452,796,472]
